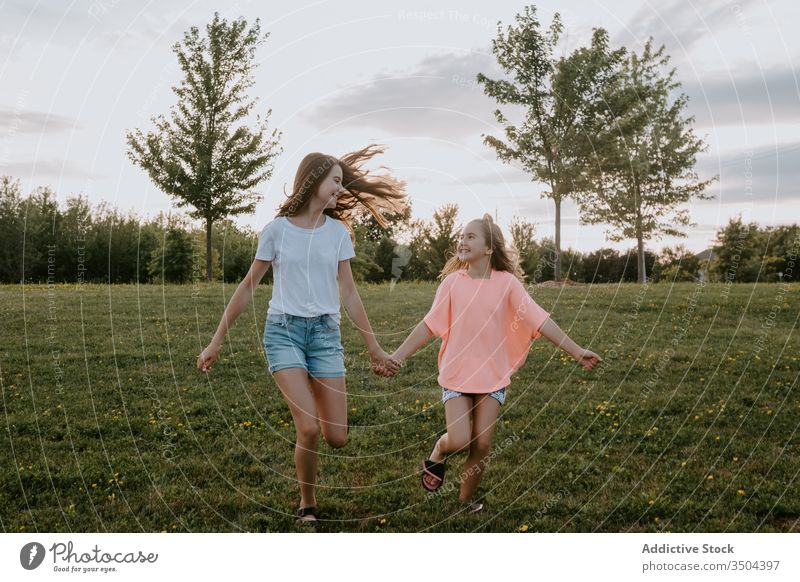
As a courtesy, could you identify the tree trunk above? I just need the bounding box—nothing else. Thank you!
[206,219,213,282]
[634,206,646,283]
[634,184,646,283]
[637,233,646,283]
[554,196,562,281]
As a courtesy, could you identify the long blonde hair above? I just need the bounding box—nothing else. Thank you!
[439,214,525,281]
[276,145,407,233]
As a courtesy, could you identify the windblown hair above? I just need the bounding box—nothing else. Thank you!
[439,213,525,282]
[276,145,407,232]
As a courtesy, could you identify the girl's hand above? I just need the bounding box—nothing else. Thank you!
[370,348,401,377]
[575,349,602,372]
[197,342,221,373]
[388,352,405,372]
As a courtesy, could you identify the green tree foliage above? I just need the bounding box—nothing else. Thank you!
[710,216,800,283]
[478,6,624,280]
[57,195,93,281]
[349,205,412,283]
[578,247,657,283]
[580,40,716,283]
[0,176,24,282]
[509,217,541,279]
[21,186,60,282]
[148,215,195,284]
[205,219,259,282]
[403,204,460,280]
[404,219,434,281]
[652,245,701,282]
[424,203,460,276]
[1,178,795,285]
[126,13,281,281]
[87,203,160,283]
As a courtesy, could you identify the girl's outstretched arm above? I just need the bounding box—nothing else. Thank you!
[390,320,434,365]
[338,259,399,376]
[538,318,602,371]
[196,258,271,372]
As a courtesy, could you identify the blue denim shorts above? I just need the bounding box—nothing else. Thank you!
[442,387,507,406]
[263,313,346,377]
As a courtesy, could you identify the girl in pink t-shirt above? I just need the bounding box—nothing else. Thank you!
[390,214,601,511]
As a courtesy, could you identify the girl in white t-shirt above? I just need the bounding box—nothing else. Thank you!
[197,145,406,525]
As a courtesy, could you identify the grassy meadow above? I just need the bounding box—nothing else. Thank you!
[1,281,798,532]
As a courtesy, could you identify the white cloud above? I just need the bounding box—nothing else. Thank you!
[302,51,505,139]
[697,141,800,203]
[685,65,800,127]
[615,0,759,56]
[0,158,102,181]
[0,109,82,134]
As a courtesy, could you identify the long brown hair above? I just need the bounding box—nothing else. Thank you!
[276,145,407,232]
[439,214,525,282]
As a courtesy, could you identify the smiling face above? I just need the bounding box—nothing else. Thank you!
[457,220,492,264]
[314,164,346,210]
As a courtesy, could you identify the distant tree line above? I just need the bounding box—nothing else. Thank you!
[2,176,796,285]
[0,176,258,285]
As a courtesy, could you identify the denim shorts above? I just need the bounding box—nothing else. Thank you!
[263,313,346,377]
[442,387,507,406]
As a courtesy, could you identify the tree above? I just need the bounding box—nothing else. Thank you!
[206,219,259,283]
[509,216,538,279]
[22,186,60,282]
[56,195,92,281]
[579,248,621,283]
[405,219,434,280]
[654,244,700,282]
[352,204,411,243]
[709,217,800,283]
[424,204,460,276]
[148,215,195,283]
[478,6,624,280]
[580,40,716,283]
[0,176,24,282]
[766,224,800,282]
[127,13,281,281]
[84,202,156,283]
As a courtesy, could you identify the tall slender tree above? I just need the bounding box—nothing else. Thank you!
[127,13,281,280]
[580,40,716,283]
[478,6,623,280]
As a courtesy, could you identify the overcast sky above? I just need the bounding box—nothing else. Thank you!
[1,0,798,253]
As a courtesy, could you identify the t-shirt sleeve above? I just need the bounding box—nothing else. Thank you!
[255,222,275,261]
[508,277,550,340]
[423,276,453,338]
[337,224,356,261]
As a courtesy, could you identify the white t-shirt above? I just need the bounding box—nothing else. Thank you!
[255,215,356,321]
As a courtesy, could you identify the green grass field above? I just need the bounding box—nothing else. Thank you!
[1,281,798,532]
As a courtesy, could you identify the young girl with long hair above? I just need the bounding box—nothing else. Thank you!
[389,214,601,512]
[197,145,405,524]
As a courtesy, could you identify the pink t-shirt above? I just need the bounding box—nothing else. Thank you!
[422,269,550,392]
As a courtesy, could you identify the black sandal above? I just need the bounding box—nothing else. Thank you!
[422,460,446,492]
[296,506,319,525]
[421,439,447,492]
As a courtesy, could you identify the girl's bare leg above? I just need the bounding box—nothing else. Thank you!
[423,396,472,490]
[309,376,348,449]
[459,394,500,503]
[273,368,320,511]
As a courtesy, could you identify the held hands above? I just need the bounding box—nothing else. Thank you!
[370,348,403,378]
[574,348,603,372]
[196,342,221,373]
